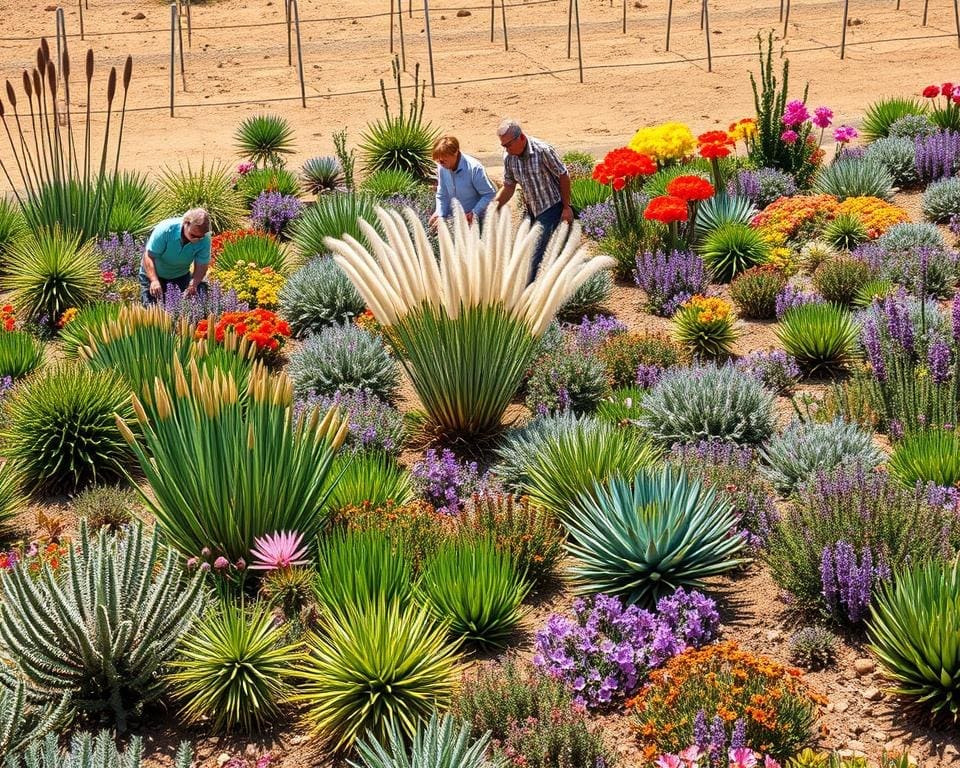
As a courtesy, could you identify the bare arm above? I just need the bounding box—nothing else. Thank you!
[495,181,517,209]
[558,173,573,223]
[142,251,163,299]
[186,263,209,297]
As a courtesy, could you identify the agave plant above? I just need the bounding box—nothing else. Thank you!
[698,222,771,282]
[860,96,927,143]
[0,522,205,730]
[887,429,960,489]
[234,114,296,168]
[215,230,288,273]
[359,169,420,200]
[0,680,70,761]
[236,167,301,207]
[302,156,345,195]
[326,204,614,436]
[166,600,300,733]
[822,213,869,252]
[776,302,860,374]
[868,557,960,722]
[158,161,246,233]
[813,157,894,201]
[6,731,193,768]
[561,467,748,606]
[693,194,757,242]
[350,712,503,768]
[103,171,161,236]
[292,599,461,752]
[0,330,43,378]
[291,192,382,259]
[323,451,414,515]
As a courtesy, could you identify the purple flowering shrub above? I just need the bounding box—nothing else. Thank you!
[533,590,719,709]
[162,280,249,326]
[250,191,304,238]
[524,337,609,416]
[579,200,617,241]
[411,448,487,515]
[654,714,784,768]
[635,249,709,317]
[774,285,824,320]
[735,349,801,394]
[854,237,958,298]
[820,541,891,624]
[914,130,960,182]
[294,389,406,455]
[727,168,797,210]
[96,233,144,301]
[568,315,627,354]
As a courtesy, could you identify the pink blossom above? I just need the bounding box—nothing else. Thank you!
[249,530,309,571]
[235,557,247,571]
[679,745,702,767]
[656,755,683,768]
[812,106,833,129]
[833,125,858,143]
[185,557,198,569]
[782,99,810,126]
[729,748,758,768]
[764,758,782,768]
[780,129,799,144]
[213,556,230,570]
[236,161,255,175]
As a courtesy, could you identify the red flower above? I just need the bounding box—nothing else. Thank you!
[592,147,656,188]
[666,175,715,202]
[699,142,730,159]
[923,84,941,98]
[953,95,960,105]
[698,130,732,146]
[2,305,12,314]
[3,318,13,332]
[943,82,955,97]
[644,195,689,224]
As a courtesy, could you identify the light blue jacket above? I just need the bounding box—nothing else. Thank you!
[435,152,496,219]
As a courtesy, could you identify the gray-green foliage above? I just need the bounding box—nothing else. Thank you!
[640,363,776,446]
[887,114,937,140]
[287,323,399,400]
[694,194,757,242]
[922,176,960,223]
[279,256,366,337]
[864,137,920,187]
[760,418,884,496]
[3,732,192,768]
[0,681,70,761]
[557,269,612,321]
[0,522,205,731]
[877,221,946,251]
[350,712,503,768]
[813,157,894,201]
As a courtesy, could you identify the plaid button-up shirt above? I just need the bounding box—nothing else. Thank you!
[503,135,568,217]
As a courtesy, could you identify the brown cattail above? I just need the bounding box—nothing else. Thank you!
[122,56,132,91]
[46,61,56,98]
[22,71,31,99]
[5,81,15,108]
[62,47,70,83]
[0,101,4,118]
[106,67,116,104]
[85,49,93,83]
[31,70,41,99]
[37,43,47,73]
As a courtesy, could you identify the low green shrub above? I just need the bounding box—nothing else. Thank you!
[729,265,787,320]
[776,303,859,374]
[812,257,873,306]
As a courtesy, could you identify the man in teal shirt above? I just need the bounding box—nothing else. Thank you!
[140,208,212,305]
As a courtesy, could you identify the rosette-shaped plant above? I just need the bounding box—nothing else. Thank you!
[325,205,613,435]
[561,467,748,606]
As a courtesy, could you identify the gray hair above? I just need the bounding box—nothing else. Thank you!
[497,118,522,140]
[182,208,211,234]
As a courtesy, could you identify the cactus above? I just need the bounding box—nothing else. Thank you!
[3,731,193,768]
[0,680,70,761]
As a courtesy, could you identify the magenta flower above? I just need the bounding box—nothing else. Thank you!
[186,557,199,569]
[213,556,230,570]
[656,755,683,768]
[780,129,799,144]
[679,746,703,766]
[236,160,255,175]
[249,530,309,571]
[729,748,758,768]
[782,99,810,126]
[812,106,833,129]
[833,125,858,143]
[764,758,782,768]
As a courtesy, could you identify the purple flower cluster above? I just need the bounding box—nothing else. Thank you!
[96,233,144,299]
[688,710,754,768]
[928,335,952,384]
[820,540,891,624]
[774,285,824,320]
[729,168,797,209]
[0,375,13,400]
[533,591,719,709]
[578,200,617,241]
[727,170,761,201]
[635,249,708,317]
[636,363,666,389]
[411,448,485,515]
[914,130,960,182]
[250,191,304,237]
[569,314,627,354]
[734,350,801,394]
[162,280,249,326]
[855,240,959,297]
[294,389,406,454]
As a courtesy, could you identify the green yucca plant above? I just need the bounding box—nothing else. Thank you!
[698,222,771,283]
[215,230,288,273]
[350,712,502,768]
[418,537,529,649]
[0,460,25,533]
[235,114,296,168]
[887,429,960,489]
[291,193,381,259]
[158,161,246,233]
[671,296,739,359]
[2,228,101,324]
[166,600,299,733]
[0,330,43,378]
[868,557,960,722]
[570,178,611,211]
[293,599,461,753]
[562,467,748,605]
[1,365,134,494]
[852,277,895,308]
[822,213,869,252]
[58,301,122,359]
[0,680,70,761]
[104,171,161,236]
[6,731,193,768]
[302,156,345,195]
[119,363,346,561]
[324,452,414,515]
[0,522,205,731]
[861,96,927,143]
[237,167,301,207]
[313,527,414,615]
[0,197,27,265]
[776,302,860,374]
[693,194,757,242]
[359,169,420,199]
[813,158,894,201]
[557,268,613,322]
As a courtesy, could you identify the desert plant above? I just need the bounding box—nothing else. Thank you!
[0,331,43,379]
[861,96,927,142]
[297,389,406,455]
[524,342,609,415]
[813,158,894,201]
[0,198,26,265]
[323,451,414,515]
[698,222,771,282]
[729,265,787,319]
[290,193,381,259]
[234,114,296,168]
[167,600,299,733]
[359,169,420,199]
[418,537,529,649]
[760,418,883,496]
[70,484,139,532]
[119,363,346,561]
[561,467,747,605]
[57,302,122,359]
[776,302,860,373]
[812,256,873,305]
[279,256,365,337]
[562,150,596,179]
[350,712,502,768]
[570,178,611,211]
[864,137,920,187]
[158,161,246,233]
[634,248,709,317]
[5,731,193,768]
[293,599,461,752]
[868,557,960,722]
[557,269,612,321]
[302,156,344,195]
[640,363,776,446]
[2,229,100,324]
[672,294,739,358]
[0,680,70,761]
[215,230,288,273]
[914,130,960,182]
[735,349,801,394]
[0,461,25,534]
[1,366,134,494]
[788,626,837,671]
[102,172,161,237]
[236,167,300,207]
[598,330,684,389]
[693,193,758,243]
[887,428,960,489]
[852,278,895,307]
[287,323,400,401]
[0,522,204,730]
[922,176,960,222]
[822,213,869,252]
[888,113,937,140]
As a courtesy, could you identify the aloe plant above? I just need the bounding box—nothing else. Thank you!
[0,680,70,761]
[5,731,193,768]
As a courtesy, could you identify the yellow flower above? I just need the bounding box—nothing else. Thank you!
[629,122,696,163]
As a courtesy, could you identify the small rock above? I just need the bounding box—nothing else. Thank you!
[764,629,782,641]
[884,741,899,753]
[833,699,849,713]
[634,1,647,6]
[853,658,875,676]
[456,8,471,15]
[216,755,231,768]
[847,16,863,25]
[863,686,883,702]
[711,29,721,33]
[861,705,874,717]
[121,10,129,14]
[869,731,888,742]
[132,11,145,19]
[944,744,960,759]
[44,4,56,10]
[289,735,308,746]
[844,742,867,755]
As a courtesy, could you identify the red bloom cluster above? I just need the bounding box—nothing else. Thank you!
[666,175,715,202]
[592,147,656,191]
[697,130,734,159]
[196,308,291,354]
[923,82,960,104]
[922,84,941,98]
[0,305,15,332]
[644,195,689,224]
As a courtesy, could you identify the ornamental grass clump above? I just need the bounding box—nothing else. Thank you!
[811,256,874,306]
[887,428,960,489]
[776,303,860,374]
[325,203,612,436]
[119,361,347,562]
[323,451,414,515]
[0,330,43,379]
[729,265,788,320]
[698,223,771,283]
[291,193,382,259]
[672,295,739,359]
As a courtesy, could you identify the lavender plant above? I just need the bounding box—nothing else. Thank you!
[734,349,801,394]
[162,281,249,326]
[568,315,628,355]
[524,341,609,416]
[411,448,485,515]
[578,200,617,241]
[854,224,958,297]
[728,168,797,209]
[95,232,143,284]
[820,540,891,624]
[250,191,304,238]
[294,389,406,455]
[914,130,960,182]
[774,285,824,320]
[634,249,709,317]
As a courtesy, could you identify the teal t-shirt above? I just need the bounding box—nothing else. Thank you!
[142,217,211,280]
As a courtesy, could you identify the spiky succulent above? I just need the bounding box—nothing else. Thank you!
[776,302,860,373]
[302,156,344,195]
[561,467,748,606]
[158,161,246,233]
[693,194,757,242]
[0,330,43,379]
[813,157,894,201]
[822,214,869,252]
[360,117,438,180]
[279,256,366,337]
[0,680,70,761]
[860,96,927,142]
[6,731,193,768]
[291,193,381,259]
[215,230,288,273]
[360,169,420,200]
[698,222,771,282]
[234,113,296,168]
[557,268,613,321]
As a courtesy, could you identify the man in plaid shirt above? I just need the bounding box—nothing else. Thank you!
[493,118,573,281]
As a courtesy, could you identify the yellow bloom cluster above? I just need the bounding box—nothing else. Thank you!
[835,196,909,239]
[628,122,696,163]
[766,246,799,276]
[684,294,733,324]
[216,261,286,309]
[728,118,758,144]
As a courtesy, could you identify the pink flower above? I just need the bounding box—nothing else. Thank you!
[213,556,230,570]
[201,547,211,557]
[780,129,798,144]
[729,748,757,768]
[101,270,116,285]
[679,746,702,767]
[782,99,810,126]
[200,562,211,572]
[812,106,833,129]
[185,557,198,569]
[236,161,255,175]
[764,758,782,768]
[833,125,858,143]
[235,557,246,570]
[656,755,683,768]
[249,530,309,571]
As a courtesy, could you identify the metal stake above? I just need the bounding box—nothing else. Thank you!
[424,0,437,95]
[923,0,930,24]
[390,0,395,52]
[955,0,960,45]
[623,0,627,33]
[79,0,85,40]
[491,0,495,42]
[665,0,674,49]
[702,0,712,71]
[567,0,573,56]
[840,0,849,58]
[186,0,192,47]
[574,0,583,82]
[177,1,187,90]
[286,0,292,65]
[782,0,791,37]
[292,0,307,107]
[169,3,176,116]
[500,0,508,49]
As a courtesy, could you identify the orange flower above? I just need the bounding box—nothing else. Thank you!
[666,175,715,202]
[644,195,689,224]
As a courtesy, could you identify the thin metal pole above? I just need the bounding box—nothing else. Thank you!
[177,1,187,90]
[186,0,192,47]
[623,0,627,33]
[567,0,573,57]
[398,0,406,70]
[390,0,395,52]
[700,0,704,29]
[923,0,930,24]
[169,3,176,116]
[292,0,306,107]
[840,0,849,58]
[286,0,292,65]
[409,0,412,17]
[665,0,674,50]
[955,0,960,45]
[782,0,791,37]
[490,0,495,41]
[896,0,900,10]
[499,0,508,50]
[779,0,784,21]
[702,0,712,71]
[79,0,85,40]
[424,0,437,95]
[573,0,583,82]
[55,8,65,88]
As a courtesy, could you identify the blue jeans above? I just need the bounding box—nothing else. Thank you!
[139,271,200,306]
[528,201,564,283]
